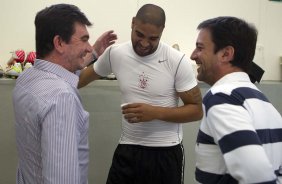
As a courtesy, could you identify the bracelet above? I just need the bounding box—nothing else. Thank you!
[92,52,98,61]
[87,52,98,66]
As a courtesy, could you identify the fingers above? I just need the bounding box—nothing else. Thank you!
[109,41,116,45]
[105,30,114,34]
[122,107,141,123]
[129,117,140,123]
[124,115,141,123]
[107,31,117,41]
[121,103,143,123]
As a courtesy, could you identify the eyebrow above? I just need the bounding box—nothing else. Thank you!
[135,30,160,39]
[196,42,204,47]
[72,34,89,41]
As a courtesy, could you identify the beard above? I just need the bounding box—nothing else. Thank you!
[133,42,155,56]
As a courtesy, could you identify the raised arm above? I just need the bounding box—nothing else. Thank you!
[93,30,117,56]
[78,64,101,88]
[79,30,117,88]
[84,30,117,67]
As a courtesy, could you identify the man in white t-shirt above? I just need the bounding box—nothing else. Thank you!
[79,4,203,184]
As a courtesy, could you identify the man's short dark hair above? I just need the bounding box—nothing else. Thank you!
[198,16,257,73]
[35,4,92,59]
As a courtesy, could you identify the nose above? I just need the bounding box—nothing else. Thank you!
[140,39,150,48]
[86,42,93,53]
[190,49,197,60]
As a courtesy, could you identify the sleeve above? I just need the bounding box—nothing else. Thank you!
[206,96,277,183]
[41,93,81,184]
[93,46,112,77]
[175,55,198,92]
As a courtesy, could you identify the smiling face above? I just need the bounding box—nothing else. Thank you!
[63,22,92,72]
[131,18,164,57]
[190,28,222,85]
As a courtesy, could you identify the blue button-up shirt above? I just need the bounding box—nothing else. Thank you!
[13,59,89,184]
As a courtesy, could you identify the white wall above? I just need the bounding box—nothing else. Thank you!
[0,0,282,80]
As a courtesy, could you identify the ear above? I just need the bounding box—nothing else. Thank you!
[221,46,234,63]
[53,35,64,54]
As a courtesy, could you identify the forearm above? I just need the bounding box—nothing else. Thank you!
[122,86,203,123]
[225,146,277,183]
[78,64,100,88]
[210,106,277,183]
[122,102,203,123]
[154,104,203,123]
[161,85,203,123]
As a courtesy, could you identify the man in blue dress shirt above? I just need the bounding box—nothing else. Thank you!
[12,4,116,184]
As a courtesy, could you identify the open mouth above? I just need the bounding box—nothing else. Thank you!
[196,64,201,72]
[138,46,150,52]
[136,48,150,56]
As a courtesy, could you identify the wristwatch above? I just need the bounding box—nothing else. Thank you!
[87,52,98,66]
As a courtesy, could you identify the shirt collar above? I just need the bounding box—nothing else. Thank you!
[213,72,251,87]
[34,59,79,88]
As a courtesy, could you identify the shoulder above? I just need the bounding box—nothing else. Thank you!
[157,42,186,64]
[110,41,131,52]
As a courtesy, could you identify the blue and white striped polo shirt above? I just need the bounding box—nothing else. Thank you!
[195,72,282,184]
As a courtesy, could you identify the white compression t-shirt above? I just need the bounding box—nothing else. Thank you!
[94,41,197,146]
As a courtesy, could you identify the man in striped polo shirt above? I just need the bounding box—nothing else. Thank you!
[190,16,282,184]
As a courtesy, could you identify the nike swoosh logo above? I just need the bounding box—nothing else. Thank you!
[158,59,168,63]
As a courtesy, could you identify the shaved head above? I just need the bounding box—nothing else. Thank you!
[135,4,165,27]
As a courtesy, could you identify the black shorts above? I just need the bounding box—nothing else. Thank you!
[106,143,185,184]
